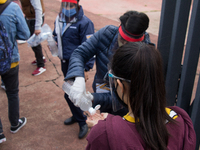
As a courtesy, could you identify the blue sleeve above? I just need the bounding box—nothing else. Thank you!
[65,26,106,79]
[92,92,112,112]
[79,20,95,71]
[15,6,30,40]
[92,92,128,116]
[84,56,95,71]
[65,26,111,79]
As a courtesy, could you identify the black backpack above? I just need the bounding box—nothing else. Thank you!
[0,0,13,75]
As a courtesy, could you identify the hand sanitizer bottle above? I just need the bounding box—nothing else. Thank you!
[62,80,100,115]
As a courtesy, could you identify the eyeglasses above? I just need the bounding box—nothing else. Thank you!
[108,70,131,83]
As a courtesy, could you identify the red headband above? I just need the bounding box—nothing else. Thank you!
[62,0,77,3]
[118,26,144,42]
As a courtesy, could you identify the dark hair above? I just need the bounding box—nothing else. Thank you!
[111,42,174,150]
[77,0,80,9]
[119,11,149,35]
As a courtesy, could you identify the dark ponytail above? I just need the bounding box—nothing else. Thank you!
[111,42,175,150]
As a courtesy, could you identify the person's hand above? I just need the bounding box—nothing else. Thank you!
[34,29,41,35]
[75,91,93,107]
[86,111,108,128]
[69,77,86,106]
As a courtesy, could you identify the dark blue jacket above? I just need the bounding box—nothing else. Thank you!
[53,6,94,71]
[65,25,153,115]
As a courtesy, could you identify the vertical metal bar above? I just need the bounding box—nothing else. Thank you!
[165,0,192,106]
[157,0,177,78]
[176,0,200,148]
[190,75,200,150]
[177,0,200,113]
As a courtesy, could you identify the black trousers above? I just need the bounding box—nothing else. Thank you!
[26,17,45,68]
[61,60,87,127]
[0,65,20,133]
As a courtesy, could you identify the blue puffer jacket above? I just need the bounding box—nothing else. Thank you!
[53,6,94,71]
[65,25,153,115]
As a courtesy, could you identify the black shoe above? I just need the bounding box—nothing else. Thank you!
[78,124,88,139]
[10,117,27,134]
[0,133,6,143]
[64,116,77,125]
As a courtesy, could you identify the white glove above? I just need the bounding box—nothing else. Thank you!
[69,77,86,106]
[84,91,94,102]
[75,91,94,111]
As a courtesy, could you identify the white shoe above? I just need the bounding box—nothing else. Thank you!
[32,67,46,76]
[17,40,26,44]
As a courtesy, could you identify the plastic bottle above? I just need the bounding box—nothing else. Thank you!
[27,24,52,47]
[47,36,58,57]
[62,80,100,115]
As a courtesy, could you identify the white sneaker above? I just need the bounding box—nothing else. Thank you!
[32,67,46,76]
[17,40,26,44]
[10,117,27,134]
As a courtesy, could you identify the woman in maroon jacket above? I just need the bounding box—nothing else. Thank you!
[86,42,196,150]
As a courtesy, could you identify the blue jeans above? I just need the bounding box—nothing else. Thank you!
[61,60,86,127]
[0,65,20,133]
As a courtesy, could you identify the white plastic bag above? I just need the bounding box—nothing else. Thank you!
[27,24,52,47]
[47,35,58,57]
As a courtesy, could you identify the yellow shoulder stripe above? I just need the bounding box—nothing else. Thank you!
[123,113,136,123]
[123,108,178,123]
[11,62,19,68]
[165,107,178,120]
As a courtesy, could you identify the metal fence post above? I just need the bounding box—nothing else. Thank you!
[176,0,200,148]
[157,0,176,78]
[190,74,200,150]
[158,0,200,148]
[177,0,200,113]
[164,0,192,106]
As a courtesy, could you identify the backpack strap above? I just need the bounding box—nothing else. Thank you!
[0,0,11,15]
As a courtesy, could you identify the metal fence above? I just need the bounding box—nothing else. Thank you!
[157,0,200,149]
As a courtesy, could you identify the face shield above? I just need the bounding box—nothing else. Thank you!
[59,1,78,23]
[108,70,131,112]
